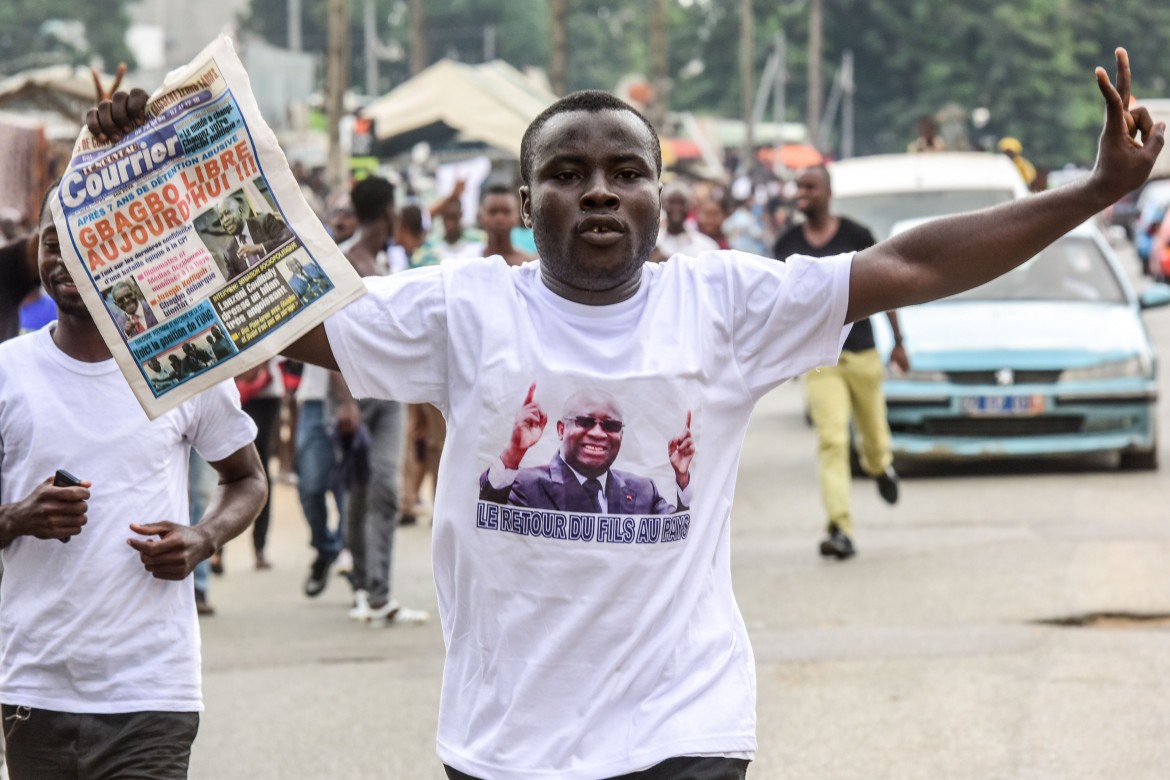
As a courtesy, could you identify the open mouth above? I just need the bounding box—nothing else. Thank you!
[577,216,625,246]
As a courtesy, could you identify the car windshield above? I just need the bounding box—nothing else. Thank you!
[947,236,1126,304]
[835,190,1015,240]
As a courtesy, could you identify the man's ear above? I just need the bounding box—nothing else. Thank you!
[519,185,533,228]
[556,419,565,440]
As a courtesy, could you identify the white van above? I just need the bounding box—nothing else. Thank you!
[826,152,1031,240]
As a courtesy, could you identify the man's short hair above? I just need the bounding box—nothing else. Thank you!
[520,90,662,186]
[398,204,425,236]
[479,182,518,204]
[350,176,396,224]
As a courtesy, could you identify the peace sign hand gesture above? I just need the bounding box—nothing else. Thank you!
[1091,48,1165,202]
[84,63,149,143]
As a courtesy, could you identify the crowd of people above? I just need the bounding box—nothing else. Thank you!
[0,47,1162,780]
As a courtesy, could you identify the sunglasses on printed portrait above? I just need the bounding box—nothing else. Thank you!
[566,416,624,433]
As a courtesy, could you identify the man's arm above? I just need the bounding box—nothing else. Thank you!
[127,443,266,580]
[847,49,1164,324]
[283,323,340,371]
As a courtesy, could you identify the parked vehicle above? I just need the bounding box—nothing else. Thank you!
[827,152,1030,241]
[875,219,1170,469]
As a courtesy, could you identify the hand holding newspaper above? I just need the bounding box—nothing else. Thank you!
[50,36,365,419]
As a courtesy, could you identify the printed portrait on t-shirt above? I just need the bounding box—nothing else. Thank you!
[476,380,696,546]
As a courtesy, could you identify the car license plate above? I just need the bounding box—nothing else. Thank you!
[960,395,1046,415]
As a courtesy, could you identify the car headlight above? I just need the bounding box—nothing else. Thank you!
[1060,356,1151,381]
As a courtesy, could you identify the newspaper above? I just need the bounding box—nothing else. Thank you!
[50,36,365,419]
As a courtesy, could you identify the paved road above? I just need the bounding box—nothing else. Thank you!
[192,251,1170,780]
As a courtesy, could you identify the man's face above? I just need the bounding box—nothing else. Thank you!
[218,199,246,235]
[289,259,304,276]
[169,355,182,368]
[440,202,462,243]
[147,358,161,372]
[330,207,357,243]
[557,394,624,478]
[38,212,89,319]
[663,191,690,232]
[113,285,139,315]
[793,168,831,217]
[183,343,196,356]
[696,200,724,237]
[479,192,519,240]
[520,110,660,295]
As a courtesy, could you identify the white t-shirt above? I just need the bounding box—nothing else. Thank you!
[0,325,257,713]
[656,225,720,259]
[325,251,852,779]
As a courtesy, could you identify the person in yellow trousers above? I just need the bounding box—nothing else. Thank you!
[773,165,909,559]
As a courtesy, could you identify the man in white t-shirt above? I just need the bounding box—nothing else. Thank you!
[654,182,720,260]
[90,48,1160,780]
[0,190,268,779]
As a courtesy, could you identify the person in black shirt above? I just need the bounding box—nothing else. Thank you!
[774,165,909,560]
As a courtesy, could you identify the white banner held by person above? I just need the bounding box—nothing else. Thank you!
[50,36,364,419]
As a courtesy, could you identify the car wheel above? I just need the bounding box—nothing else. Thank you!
[1119,446,1158,471]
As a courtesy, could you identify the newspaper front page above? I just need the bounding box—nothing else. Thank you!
[50,36,364,419]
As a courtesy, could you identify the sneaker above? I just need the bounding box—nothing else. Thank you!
[195,588,215,616]
[367,599,430,628]
[304,552,337,598]
[348,589,370,620]
[819,524,856,560]
[875,467,899,505]
[209,550,224,576]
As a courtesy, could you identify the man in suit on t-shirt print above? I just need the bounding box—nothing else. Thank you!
[479,384,695,514]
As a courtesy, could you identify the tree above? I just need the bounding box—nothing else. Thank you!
[0,0,136,74]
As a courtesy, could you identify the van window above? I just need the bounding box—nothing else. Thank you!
[834,190,1016,240]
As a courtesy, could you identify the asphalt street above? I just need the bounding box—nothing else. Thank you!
[191,245,1170,780]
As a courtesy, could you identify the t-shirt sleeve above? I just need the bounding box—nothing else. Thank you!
[185,380,259,463]
[722,250,853,399]
[323,267,449,406]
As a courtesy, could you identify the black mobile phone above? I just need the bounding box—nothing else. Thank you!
[52,470,83,543]
[53,469,82,488]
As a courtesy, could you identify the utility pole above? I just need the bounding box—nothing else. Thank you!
[550,0,568,96]
[410,0,427,75]
[841,50,854,159]
[773,30,787,166]
[740,0,754,173]
[807,0,823,148]
[326,0,349,191]
[288,0,302,52]
[363,0,377,96]
[648,0,669,132]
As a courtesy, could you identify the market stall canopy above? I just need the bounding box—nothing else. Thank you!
[0,65,140,131]
[361,59,557,159]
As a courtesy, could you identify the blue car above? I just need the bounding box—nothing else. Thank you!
[875,221,1170,469]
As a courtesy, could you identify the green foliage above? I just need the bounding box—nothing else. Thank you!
[229,0,1170,168]
[0,0,136,74]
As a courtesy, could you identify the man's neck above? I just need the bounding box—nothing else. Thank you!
[52,315,111,362]
[483,232,514,257]
[540,268,642,306]
[665,222,685,236]
[801,210,840,245]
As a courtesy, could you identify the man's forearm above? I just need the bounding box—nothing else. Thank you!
[197,451,268,556]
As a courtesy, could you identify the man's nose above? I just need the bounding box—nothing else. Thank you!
[580,172,619,211]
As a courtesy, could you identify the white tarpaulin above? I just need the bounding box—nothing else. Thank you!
[362,59,556,158]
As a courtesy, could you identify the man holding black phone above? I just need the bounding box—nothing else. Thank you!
[0,80,268,780]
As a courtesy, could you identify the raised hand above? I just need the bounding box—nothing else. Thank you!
[668,410,695,489]
[1091,48,1165,201]
[85,63,149,143]
[503,383,546,469]
[128,522,213,580]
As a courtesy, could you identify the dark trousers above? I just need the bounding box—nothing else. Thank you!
[242,395,281,555]
[2,705,199,780]
[444,756,750,780]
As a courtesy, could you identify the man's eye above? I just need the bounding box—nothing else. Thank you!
[617,170,641,180]
[554,171,579,182]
